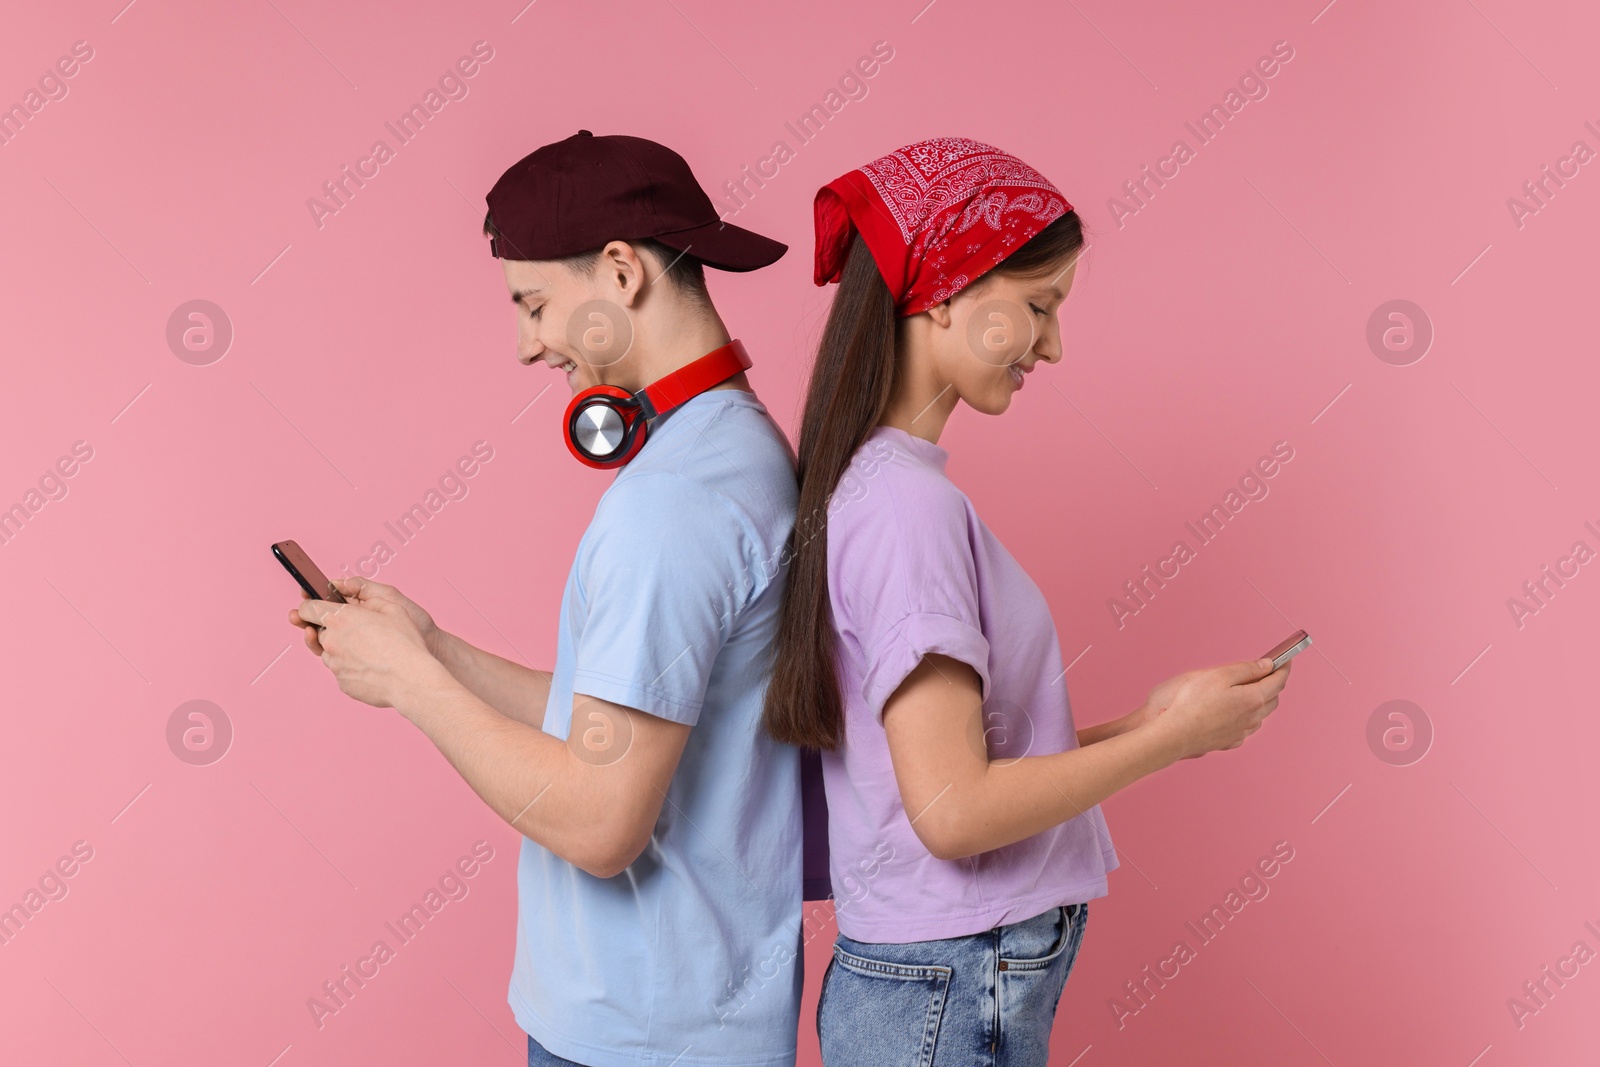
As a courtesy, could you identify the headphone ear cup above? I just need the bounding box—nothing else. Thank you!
[600,420,648,469]
[564,386,646,469]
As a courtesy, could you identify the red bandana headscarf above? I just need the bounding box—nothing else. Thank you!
[813,137,1072,317]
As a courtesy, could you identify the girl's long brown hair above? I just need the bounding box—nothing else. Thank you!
[764,211,1086,750]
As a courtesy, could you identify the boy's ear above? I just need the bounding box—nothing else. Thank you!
[599,240,648,305]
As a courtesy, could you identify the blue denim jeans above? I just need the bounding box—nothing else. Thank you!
[526,1035,587,1066]
[817,903,1088,1067]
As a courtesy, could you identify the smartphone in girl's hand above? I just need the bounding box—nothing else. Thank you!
[1262,629,1311,670]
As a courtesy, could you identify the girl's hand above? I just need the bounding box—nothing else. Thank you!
[1140,658,1292,761]
[1128,673,1202,757]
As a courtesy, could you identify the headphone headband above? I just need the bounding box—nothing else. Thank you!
[636,340,752,420]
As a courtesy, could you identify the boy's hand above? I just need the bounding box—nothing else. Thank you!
[292,590,446,709]
[289,577,442,657]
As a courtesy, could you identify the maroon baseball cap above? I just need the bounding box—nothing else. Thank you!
[485,130,786,271]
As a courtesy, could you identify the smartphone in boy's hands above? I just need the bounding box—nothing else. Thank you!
[272,540,346,604]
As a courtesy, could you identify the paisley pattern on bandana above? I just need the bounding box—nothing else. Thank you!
[860,137,1064,241]
[813,137,1072,316]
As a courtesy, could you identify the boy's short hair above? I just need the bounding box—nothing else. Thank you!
[483,211,710,306]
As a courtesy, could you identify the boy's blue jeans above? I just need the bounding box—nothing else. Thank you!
[526,1036,585,1066]
[817,903,1088,1067]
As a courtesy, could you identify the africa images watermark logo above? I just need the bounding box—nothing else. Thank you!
[714,40,896,222]
[337,441,496,581]
[305,841,496,1029]
[1108,39,1296,229]
[1505,119,1600,230]
[0,841,96,949]
[1107,440,1296,629]
[0,39,95,149]
[1506,918,1600,1031]
[1504,518,1600,630]
[306,41,495,230]
[0,441,95,549]
[1108,839,1296,1029]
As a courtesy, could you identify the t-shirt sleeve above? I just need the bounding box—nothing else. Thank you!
[570,472,757,727]
[833,473,992,720]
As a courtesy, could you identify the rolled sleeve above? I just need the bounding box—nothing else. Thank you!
[861,610,992,720]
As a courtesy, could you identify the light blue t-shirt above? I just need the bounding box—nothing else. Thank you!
[509,387,803,1067]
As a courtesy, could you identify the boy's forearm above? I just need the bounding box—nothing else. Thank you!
[431,628,553,729]
[395,665,614,872]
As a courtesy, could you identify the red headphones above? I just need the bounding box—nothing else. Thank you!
[563,339,753,469]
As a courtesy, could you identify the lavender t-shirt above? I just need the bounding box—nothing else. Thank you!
[822,425,1119,943]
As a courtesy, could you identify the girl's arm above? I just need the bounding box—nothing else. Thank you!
[882,653,1288,861]
[1076,707,1151,747]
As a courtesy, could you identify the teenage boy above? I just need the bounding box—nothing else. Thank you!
[291,130,804,1067]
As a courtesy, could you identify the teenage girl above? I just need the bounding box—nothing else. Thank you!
[764,138,1293,1066]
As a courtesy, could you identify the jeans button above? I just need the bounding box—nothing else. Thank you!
[998,960,1009,971]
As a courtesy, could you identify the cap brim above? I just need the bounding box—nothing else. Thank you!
[653,219,787,273]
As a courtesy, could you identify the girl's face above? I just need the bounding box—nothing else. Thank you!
[931,256,1078,415]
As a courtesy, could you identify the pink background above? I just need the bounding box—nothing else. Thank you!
[2,0,1596,1064]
